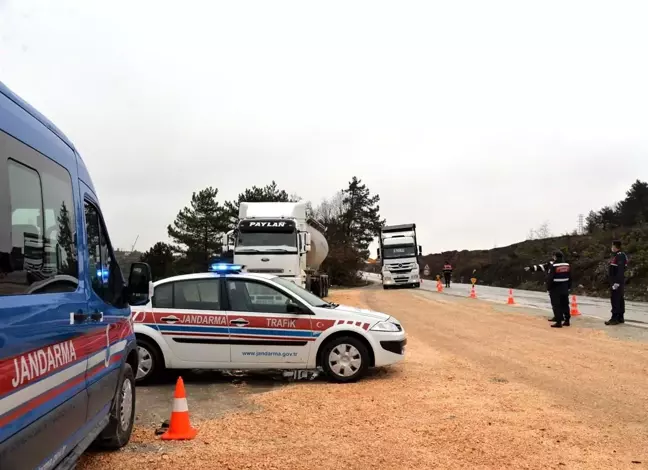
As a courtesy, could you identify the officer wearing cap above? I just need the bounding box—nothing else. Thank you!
[606,240,628,326]
[525,250,572,328]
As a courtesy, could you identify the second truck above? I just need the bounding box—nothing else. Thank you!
[222,202,330,297]
[378,223,422,289]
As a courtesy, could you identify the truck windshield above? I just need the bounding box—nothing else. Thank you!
[383,245,417,259]
[236,231,297,249]
[273,277,328,307]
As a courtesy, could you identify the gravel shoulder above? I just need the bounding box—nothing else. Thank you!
[79,287,648,470]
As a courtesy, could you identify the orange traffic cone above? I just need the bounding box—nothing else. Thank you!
[570,295,581,317]
[437,281,443,292]
[507,289,515,305]
[469,285,477,299]
[161,377,198,440]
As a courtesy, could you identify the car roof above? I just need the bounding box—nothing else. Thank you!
[153,271,277,287]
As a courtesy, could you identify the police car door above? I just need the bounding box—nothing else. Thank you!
[225,278,312,365]
[156,278,230,367]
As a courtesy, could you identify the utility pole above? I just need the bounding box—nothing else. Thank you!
[577,214,584,235]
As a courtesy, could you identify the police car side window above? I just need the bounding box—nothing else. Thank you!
[84,201,123,306]
[153,282,173,308]
[0,145,79,296]
[174,280,220,311]
[226,280,293,314]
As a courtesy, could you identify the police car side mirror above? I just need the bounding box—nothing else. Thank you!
[127,262,152,305]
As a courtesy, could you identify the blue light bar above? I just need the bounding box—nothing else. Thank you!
[208,263,243,273]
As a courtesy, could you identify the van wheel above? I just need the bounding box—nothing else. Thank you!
[94,363,136,450]
[321,336,369,383]
[136,338,163,384]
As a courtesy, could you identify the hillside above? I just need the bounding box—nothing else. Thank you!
[420,224,648,301]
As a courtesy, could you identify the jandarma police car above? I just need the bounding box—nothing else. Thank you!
[133,263,406,383]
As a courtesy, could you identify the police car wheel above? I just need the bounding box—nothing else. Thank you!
[321,336,369,383]
[93,363,136,450]
[136,338,162,384]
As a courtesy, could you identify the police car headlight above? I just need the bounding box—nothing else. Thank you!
[371,321,402,332]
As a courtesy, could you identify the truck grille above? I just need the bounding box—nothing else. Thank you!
[386,262,416,271]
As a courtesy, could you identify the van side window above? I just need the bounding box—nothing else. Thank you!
[0,152,79,296]
[84,201,123,306]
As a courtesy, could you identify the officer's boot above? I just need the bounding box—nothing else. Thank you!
[563,316,570,327]
[550,321,562,328]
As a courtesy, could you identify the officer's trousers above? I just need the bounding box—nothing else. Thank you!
[610,286,625,322]
[549,284,570,323]
[444,273,451,287]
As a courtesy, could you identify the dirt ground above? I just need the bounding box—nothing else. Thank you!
[79,287,648,470]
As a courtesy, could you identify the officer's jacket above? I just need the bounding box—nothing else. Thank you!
[442,264,453,274]
[528,261,572,290]
[609,251,628,286]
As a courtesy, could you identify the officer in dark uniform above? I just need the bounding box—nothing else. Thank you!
[605,240,628,326]
[442,261,453,288]
[525,250,572,328]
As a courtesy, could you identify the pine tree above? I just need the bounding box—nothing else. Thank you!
[224,181,296,228]
[56,201,77,275]
[315,177,383,285]
[167,187,229,272]
[140,242,176,281]
[617,180,648,226]
[341,176,384,259]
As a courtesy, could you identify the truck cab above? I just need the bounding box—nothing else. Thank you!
[378,224,422,289]
[0,81,152,469]
[223,202,329,297]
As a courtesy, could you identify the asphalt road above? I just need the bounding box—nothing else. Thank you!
[363,272,648,325]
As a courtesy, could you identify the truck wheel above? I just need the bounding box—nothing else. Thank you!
[321,336,369,383]
[135,338,163,384]
[93,363,136,450]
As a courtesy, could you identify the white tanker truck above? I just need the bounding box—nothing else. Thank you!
[222,202,330,297]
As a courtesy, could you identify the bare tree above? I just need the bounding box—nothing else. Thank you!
[527,221,552,240]
[534,221,552,239]
[311,191,346,223]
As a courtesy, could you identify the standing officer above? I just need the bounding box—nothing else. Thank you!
[442,261,453,288]
[525,250,572,328]
[606,240,628,326]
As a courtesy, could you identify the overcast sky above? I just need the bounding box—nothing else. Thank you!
[2,0,647,255]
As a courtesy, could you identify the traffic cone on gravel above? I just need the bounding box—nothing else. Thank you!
[507,289,515,305]
[570,295,581,317]
[161,377,198,440]
[469,285,477,299]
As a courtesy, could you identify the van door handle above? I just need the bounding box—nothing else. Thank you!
[90,311,103,321]
[230,318,249,326]
[73,311,89,323]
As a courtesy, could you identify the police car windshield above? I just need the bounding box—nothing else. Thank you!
[273,277,329,307]
[237,232,297,249]
[383,245,417,259]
